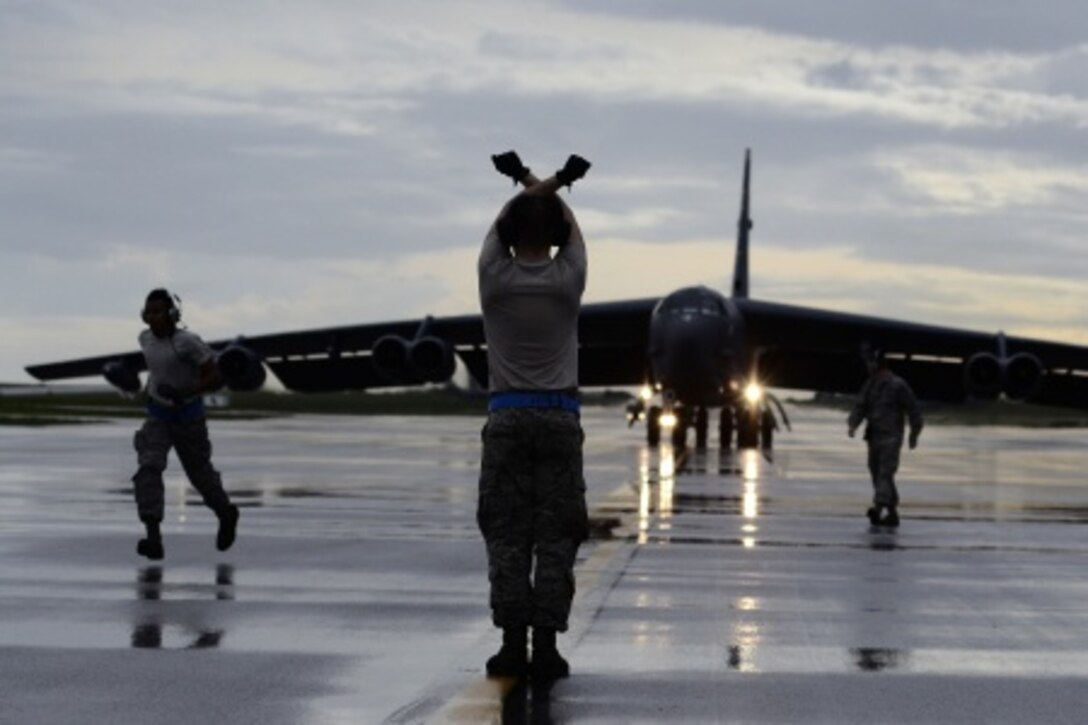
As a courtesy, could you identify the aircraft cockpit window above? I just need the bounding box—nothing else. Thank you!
[660,292,725,316]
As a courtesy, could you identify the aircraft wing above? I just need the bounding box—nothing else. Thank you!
[26,314,487,392]
[737,298,1088,409]
[25,298,660,393]
[228,314,488,392]
[575,298,656,387]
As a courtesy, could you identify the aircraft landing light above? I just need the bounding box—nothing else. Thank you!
[660,412,678,429]
[744,382,763,404]
[639,385,654,401]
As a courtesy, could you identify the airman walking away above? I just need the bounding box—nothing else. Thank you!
[848,352,923,528]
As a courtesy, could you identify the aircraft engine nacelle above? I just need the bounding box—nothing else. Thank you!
[102,360,141,394]
[371,334,455,383]
[963,351,1046,401]
[409,336,456,382]
[1002,352,1044,401]
[963,352,1003,399]
[372,335,411,380]
[216,344,267,392]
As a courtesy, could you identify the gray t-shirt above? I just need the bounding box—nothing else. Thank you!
[477,202,587,392]
[139,328,215,406]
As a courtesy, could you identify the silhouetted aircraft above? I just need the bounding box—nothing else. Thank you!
[25,151,1088,449]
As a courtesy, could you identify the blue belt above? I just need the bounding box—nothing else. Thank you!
[488,391,580,413]
[147,399,205,423]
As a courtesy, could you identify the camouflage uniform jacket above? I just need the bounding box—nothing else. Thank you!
[848,371,924,443]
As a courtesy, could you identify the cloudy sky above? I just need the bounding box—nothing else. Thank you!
[3,0,1086,384]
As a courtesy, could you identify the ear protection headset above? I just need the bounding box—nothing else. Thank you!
[141,289,182,325]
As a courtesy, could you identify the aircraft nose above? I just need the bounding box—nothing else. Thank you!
[652,318,725,398]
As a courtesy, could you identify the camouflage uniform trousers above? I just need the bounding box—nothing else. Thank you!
[866,433,903,508]
[132,416,232,523]
[477,407,589,632]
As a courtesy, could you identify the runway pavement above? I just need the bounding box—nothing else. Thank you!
[1,403,1087,723]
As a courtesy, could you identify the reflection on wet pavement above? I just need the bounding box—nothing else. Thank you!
[727,621,761,673]
[137,565,162,601]
[852,647,909,672]
[500,679,555,725]
[131,565,232,650]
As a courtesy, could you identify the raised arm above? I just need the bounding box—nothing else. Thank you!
[552,193,586,270]
[479,199,515,269]
[483,151,590,273]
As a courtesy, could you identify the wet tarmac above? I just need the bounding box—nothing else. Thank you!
[2,405,1088,723]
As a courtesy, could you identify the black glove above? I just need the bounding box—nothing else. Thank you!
[555,154,591,188]
[491,151,530,183]
[156,383,186,407]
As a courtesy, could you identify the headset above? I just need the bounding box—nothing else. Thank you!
[141,288,183,325]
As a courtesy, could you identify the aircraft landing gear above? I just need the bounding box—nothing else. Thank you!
[639,396,785,452]
[647,406,662,447]
[719,407,734,449]
[737,408,759,449]
[695,407,709,449]
[670,409,688,449]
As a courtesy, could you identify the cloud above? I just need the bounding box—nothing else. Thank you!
[3,0,1087,386]
[0,145,69,173]
[869,145,1088,212]
[5,1,1088,135]
[566,0,1088,57]
[748,244,1086,337]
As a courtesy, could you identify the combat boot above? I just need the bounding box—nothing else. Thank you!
[883,507,900,528]
[137,520,164,561]
[530,628,570,680]
[216,504,240,552]
[486,627,528,677]
[866,507,882,526]
[136,538,164,560]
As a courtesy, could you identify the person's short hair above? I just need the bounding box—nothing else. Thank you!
[497,195,571,250]
[145,288,176,310]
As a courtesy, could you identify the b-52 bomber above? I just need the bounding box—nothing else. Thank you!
[26,151,1088,450]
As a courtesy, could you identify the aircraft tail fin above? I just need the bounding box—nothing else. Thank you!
[731,149,752,299]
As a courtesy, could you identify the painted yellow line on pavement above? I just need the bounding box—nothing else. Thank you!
[424,480,642,723]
